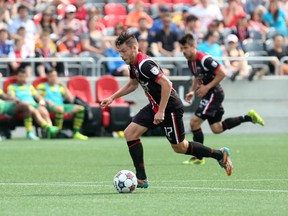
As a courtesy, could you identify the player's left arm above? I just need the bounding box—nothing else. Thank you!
[205,66,226,90]
[154,75,172,124]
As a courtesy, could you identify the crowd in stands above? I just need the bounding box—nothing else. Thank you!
[0,0,287,80]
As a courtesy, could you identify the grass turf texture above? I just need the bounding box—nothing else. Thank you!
[0,134,287,216]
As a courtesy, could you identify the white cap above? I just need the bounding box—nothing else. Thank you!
[226,34,239,43]
[66,4,76,13]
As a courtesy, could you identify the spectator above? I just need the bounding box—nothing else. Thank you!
[207,19,225,44]
[189,0,223,30]
[225,34,250,81]
[126,1,153,29]
[15,26,35,58]
[57,27,82,56]
[134,17,155,45]
[154,14,180,57]
[57,4,86,37]
[197,30,229,66]
[36,8,58,40]
[35,30,65,77]
[185,14,203,43]
[0,0,11,24]
[263,0,288,37]
[0,28,13,58]
[80,16,105,56]
[222,0,246,28]
[7,67,60,138]
[8,5,38,42]
[232,15,250,45]
[37,69,89,140]
[149,5,178,38]
[244,0,267,15]
[267,34,288,75]
[7,38,31,76]
[248,6,268,39]
[86,5,102,21]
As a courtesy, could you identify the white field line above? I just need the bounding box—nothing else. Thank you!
[0,179,288,193]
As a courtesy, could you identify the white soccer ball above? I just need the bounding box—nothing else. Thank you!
[113,170,137,193]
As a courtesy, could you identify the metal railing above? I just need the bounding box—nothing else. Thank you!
[0,55,285,77]
[0,57,97,76]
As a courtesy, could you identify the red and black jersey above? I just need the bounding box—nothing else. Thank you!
[130,52,183,113]
[188,51,222,90]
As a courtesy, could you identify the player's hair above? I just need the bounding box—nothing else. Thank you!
[178,33,196,46]
[115,31,137,48]
[16,66,26,74]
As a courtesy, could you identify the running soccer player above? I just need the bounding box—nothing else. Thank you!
[178,33,264,165]
[100,31,233,189]
[36,69,88,140]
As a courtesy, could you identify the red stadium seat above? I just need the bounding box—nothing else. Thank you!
[95,75,131,131]
[56,3,66,19]
[128,0,150,4]
[67,76,95,104]
[172,0,194,5]
[104,3,127,15]
[32,77,48,88]
[33,13,42,25]
[151,0,172,4]
[102,15,126,28]
[3,76,17,93]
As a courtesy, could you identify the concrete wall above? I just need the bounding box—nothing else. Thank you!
[1,76,287,136]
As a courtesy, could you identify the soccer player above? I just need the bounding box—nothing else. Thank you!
[100,31,233,189]
[36,69,88,140]
[178,33,264,165]
[7,67,59,138]
[0,89,39,140]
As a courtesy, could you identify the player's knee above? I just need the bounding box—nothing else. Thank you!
[211,127,223,134]
[171,142,187,154]
[55,106,64,113]
[124,128,138,140]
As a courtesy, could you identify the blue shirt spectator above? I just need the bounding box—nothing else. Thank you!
[0,28,13,57]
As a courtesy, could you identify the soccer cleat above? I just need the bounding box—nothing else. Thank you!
[137,179,149,188]
[26,132,40,140]
[248,109,265,126]
[47,126,60,139]
[182,157,206,165]
[218,147,233,176]
[73,132,88,140]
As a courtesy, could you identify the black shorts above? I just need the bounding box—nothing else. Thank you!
[195,88,225,125]
[132,104,185,144]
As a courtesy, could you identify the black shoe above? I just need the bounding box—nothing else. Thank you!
[230,70,240,82]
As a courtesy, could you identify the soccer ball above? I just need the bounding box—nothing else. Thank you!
[113,170,137,193]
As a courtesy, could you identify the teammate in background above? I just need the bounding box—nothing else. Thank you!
[7,67,59,138]
[178,33,264,165]
[0,88,39,140]
[101,32,233,189]
[37,69,88,140]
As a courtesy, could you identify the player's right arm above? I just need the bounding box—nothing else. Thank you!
[100,78,138,108]
[185,78,197,104]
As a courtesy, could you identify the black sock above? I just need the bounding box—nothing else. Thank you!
[185,141,223,161]
[222,115,252,131]
[127,139,146,180]
[192,128,204,160]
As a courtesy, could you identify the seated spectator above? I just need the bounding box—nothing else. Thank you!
[8,5,38,42]
[86,5,102,21]
[7,67,59,138]
[197,30,229,67]
[0,28,13,58]
[15,26,35,58]
[57,4,86,37]
[0,88,40,140]
[37,69,88,140]
[267,34,288,75]
[263,0,288,37]
[225,34,250,81]
[134,17,155,45]
[0,0,11,24]
[189,0,223,31]
[7,38,32,76]
[149,5,178,39]
[57,27,82,56]
[154,14,181,57]
[126,1,153,29]
[185,14,203,43]
[232,15,250,45]
[244,0,267,15]
[35,30,65,77]
[80,16,105,56]
[36,8,58,40]
[248,6,268,40]
[207,19,225,44]
[222,0,246,28]
[137,35,170,76]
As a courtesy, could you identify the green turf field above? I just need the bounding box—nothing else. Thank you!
[0,134,287,216]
